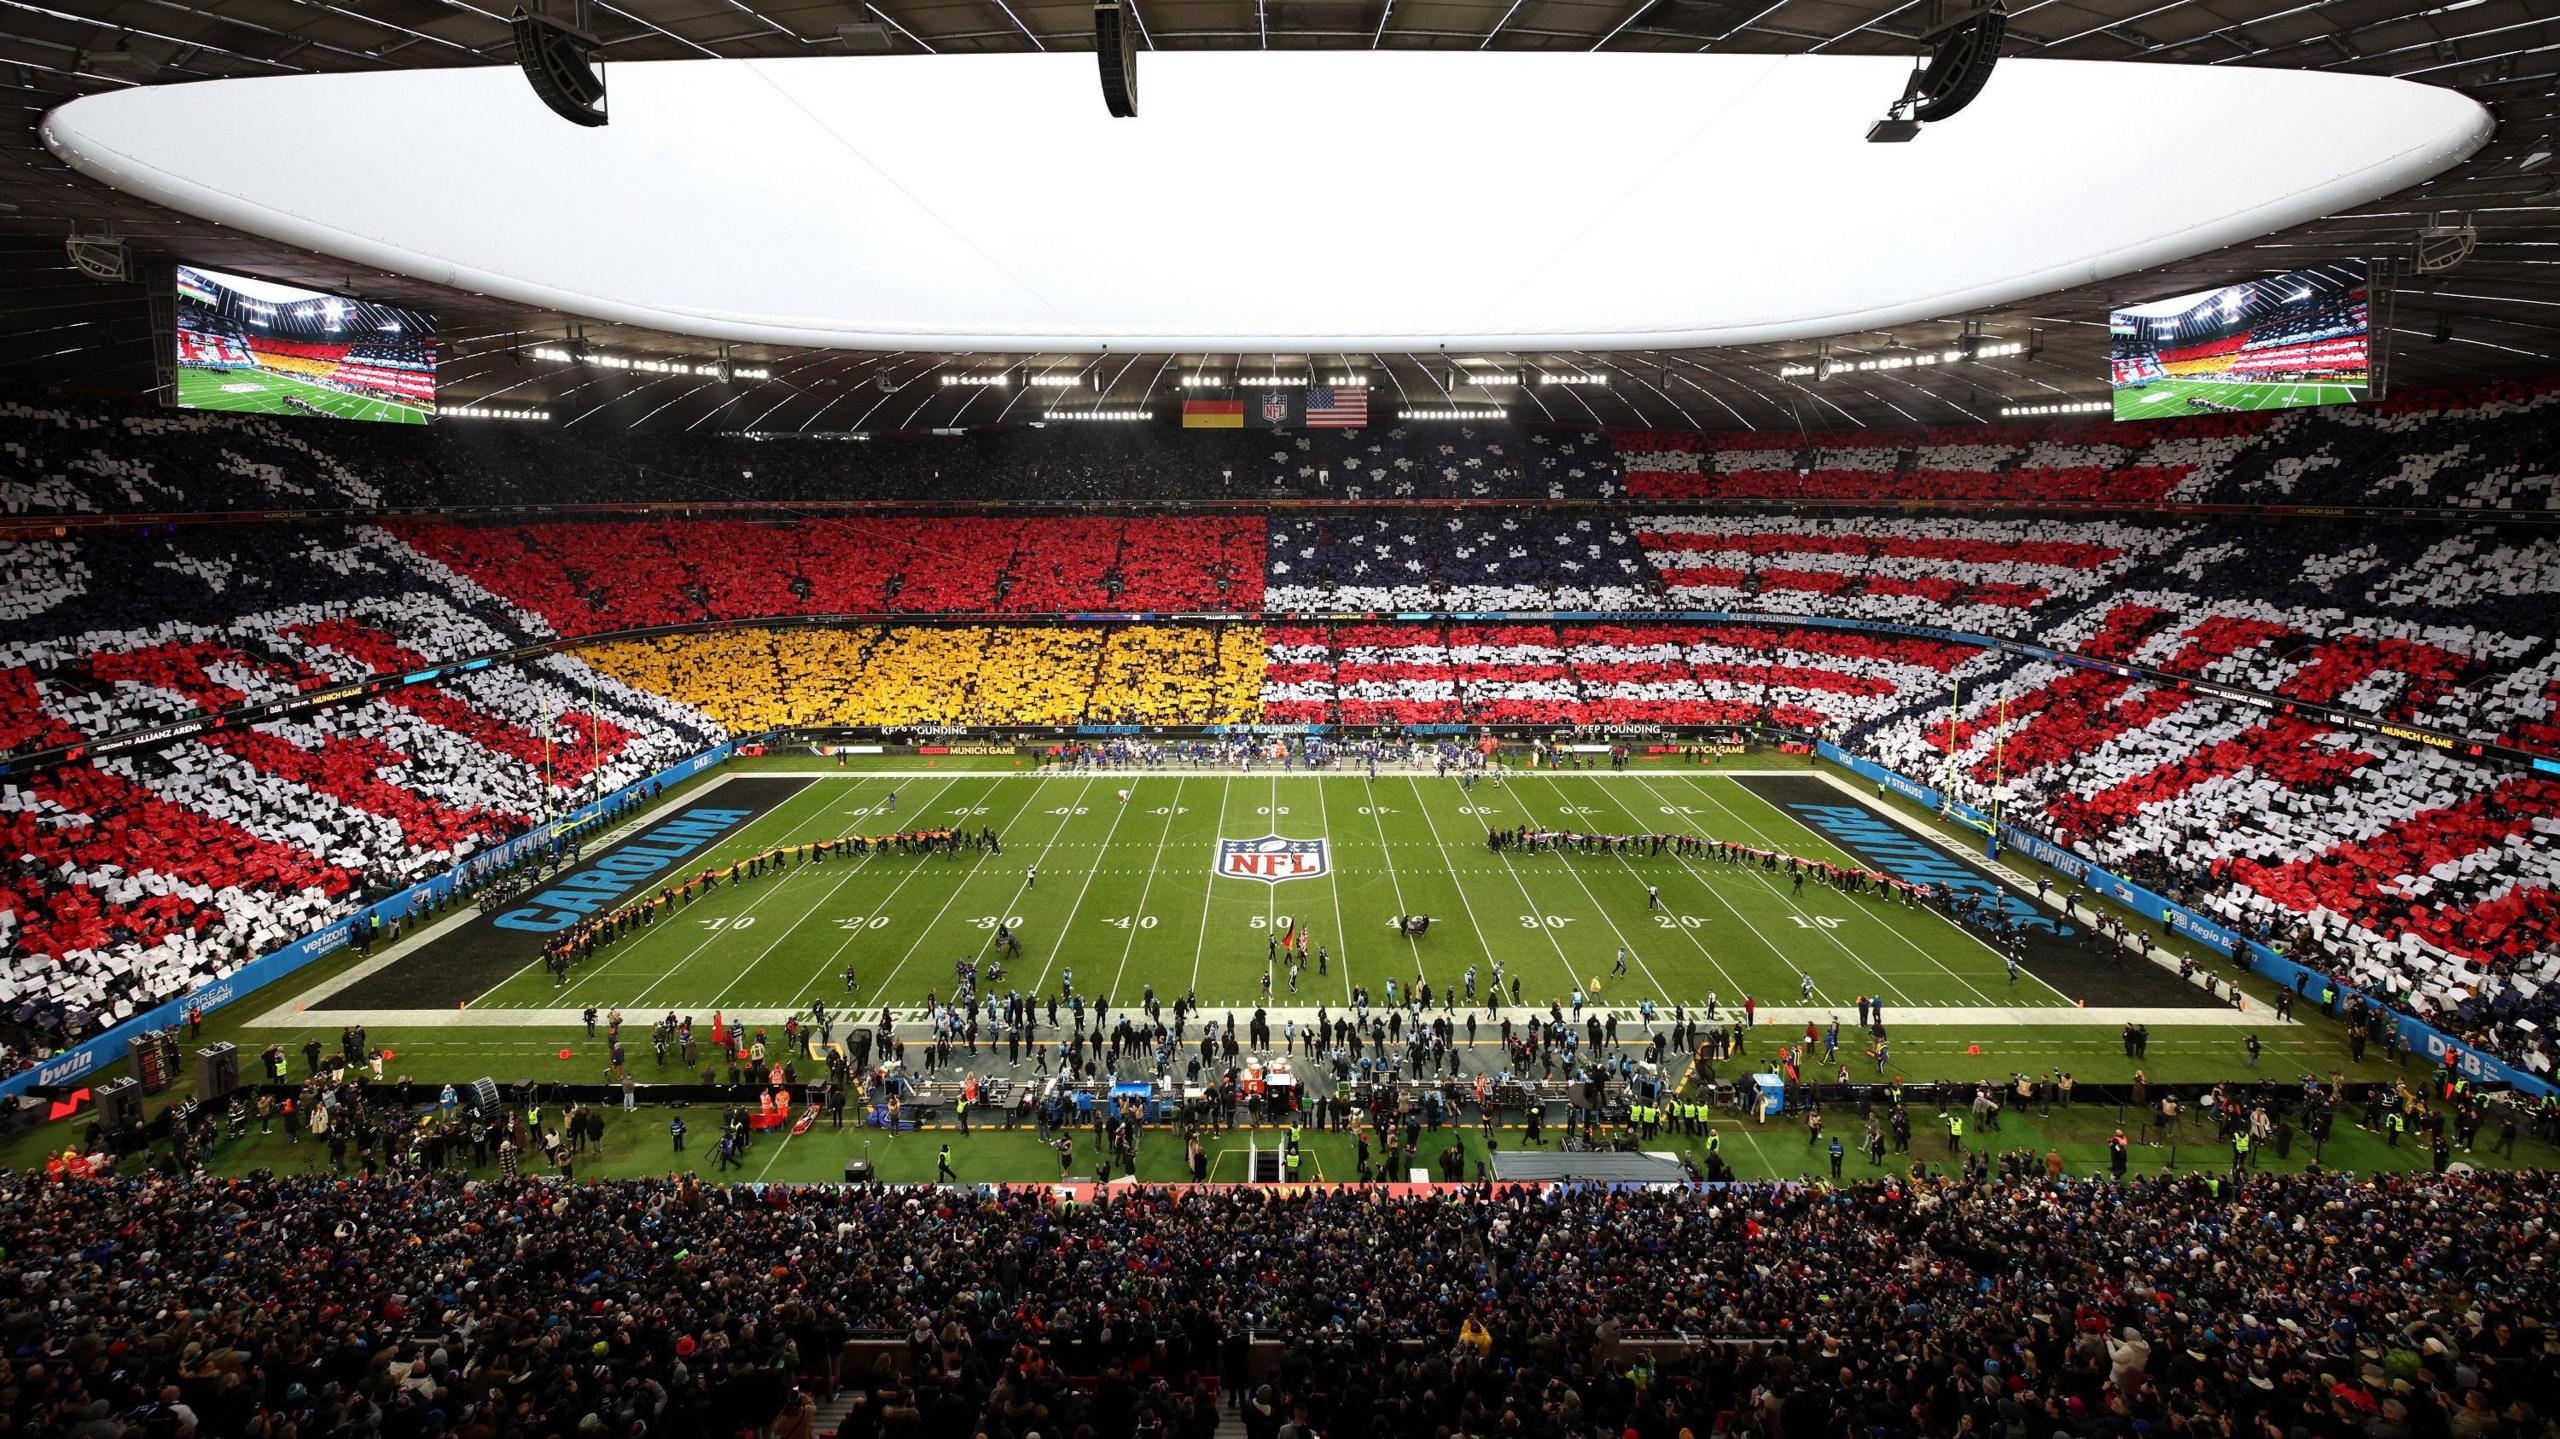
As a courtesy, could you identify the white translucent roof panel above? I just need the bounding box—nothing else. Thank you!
[43,53,2490,352]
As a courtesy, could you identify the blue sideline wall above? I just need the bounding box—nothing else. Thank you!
[11,743,736,1104]
[1814,742,2553,1102]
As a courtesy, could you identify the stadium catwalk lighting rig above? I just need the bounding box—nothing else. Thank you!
[1042,409,1152,420]
[1026,373,1097,388]
[2000,400,2108,416]
[1869,1,2007,143]
[527,346,768,379]
[443,406,552,421]
[1536,373,1608,386]
[1779,340,2023,378]
[510,0,607,127]
[940,373,1012,386]
[1402,407,1507,420]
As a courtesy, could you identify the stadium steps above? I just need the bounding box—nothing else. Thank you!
[813,1389,865,1438]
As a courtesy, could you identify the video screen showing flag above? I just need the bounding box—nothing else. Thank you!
[2108,260,2369,421]
[173,264,436,424]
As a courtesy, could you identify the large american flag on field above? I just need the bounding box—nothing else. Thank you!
[1305,385,1367,428]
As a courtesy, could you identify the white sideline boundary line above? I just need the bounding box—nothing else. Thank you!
[242,1001,2272,1032]
[743,766,1805,778]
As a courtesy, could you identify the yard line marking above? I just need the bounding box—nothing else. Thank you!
[1528,772,1731,1000]
[619,796,918,1009]
[1358,768,1415,927]
[1577,770,1863,1006]
[1106,776,1187,1000]
[1719,773,2072,1004]
[684,775,967,1010]
[869,775,1097,1005]
[1029,775,1138,998]
[1460,770,1675,1004]
[780,776,1050,1007]
[1311,773,1356,1003]
[1663,773,2006,1007]
[1265,775,1279,982]
[1396,775,1510,994]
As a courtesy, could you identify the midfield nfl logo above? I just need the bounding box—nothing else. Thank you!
[1215,834,1330,884]
[1261,392,1290,424]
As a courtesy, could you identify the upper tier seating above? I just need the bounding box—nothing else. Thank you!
[396,515,1267,630]
[8,379,2553,512]
[1612,375,2560,509]
[1265,513,1657,611]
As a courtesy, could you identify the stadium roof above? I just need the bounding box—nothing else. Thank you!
[1,0,2554,433]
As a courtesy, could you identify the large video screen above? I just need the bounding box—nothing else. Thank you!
[2108,260,2369,422]
[173,265,436,423]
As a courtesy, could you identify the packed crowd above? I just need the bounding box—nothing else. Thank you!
[1626,512,2560,754]
[8,376,2555,515]
[0,647,712,1054]
[1860,647,2560,1076]
[395,515,1268,630]
[1259,621,1977,728]
[0,1166,2551,1439]
[579,625,1264,729]
[2,383,2555,1118]
[12,508,2550,759]
[1611,373,2560,509]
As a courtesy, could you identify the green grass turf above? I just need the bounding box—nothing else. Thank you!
[457,769,2056,1017]
[2113,377,2365,421]
[94,1088,2560,1188]
[176,364,431,425]
[19,754,2514,1179]
[216,759,2401,1085]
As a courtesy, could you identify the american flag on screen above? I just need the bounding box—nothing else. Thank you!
[1305,385,1367,428]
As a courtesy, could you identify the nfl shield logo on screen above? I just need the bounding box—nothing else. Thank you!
[1215,834,1330,884]
[1261,392,1290,424]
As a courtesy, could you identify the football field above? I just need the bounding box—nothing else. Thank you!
[2113,377,2364,419]
[176,365,432,424]
[294,767,2216,1028]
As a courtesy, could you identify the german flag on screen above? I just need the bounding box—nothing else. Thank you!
[1183,399,1244,429]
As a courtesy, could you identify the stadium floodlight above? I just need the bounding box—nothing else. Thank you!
[1095,1,1139,118]
[1870,1,2006,142]
[1999,400,2108,417]
[511,1,607,128]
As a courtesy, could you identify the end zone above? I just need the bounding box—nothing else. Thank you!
[281,776,813,1015]
[1735,772,2241,1012]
